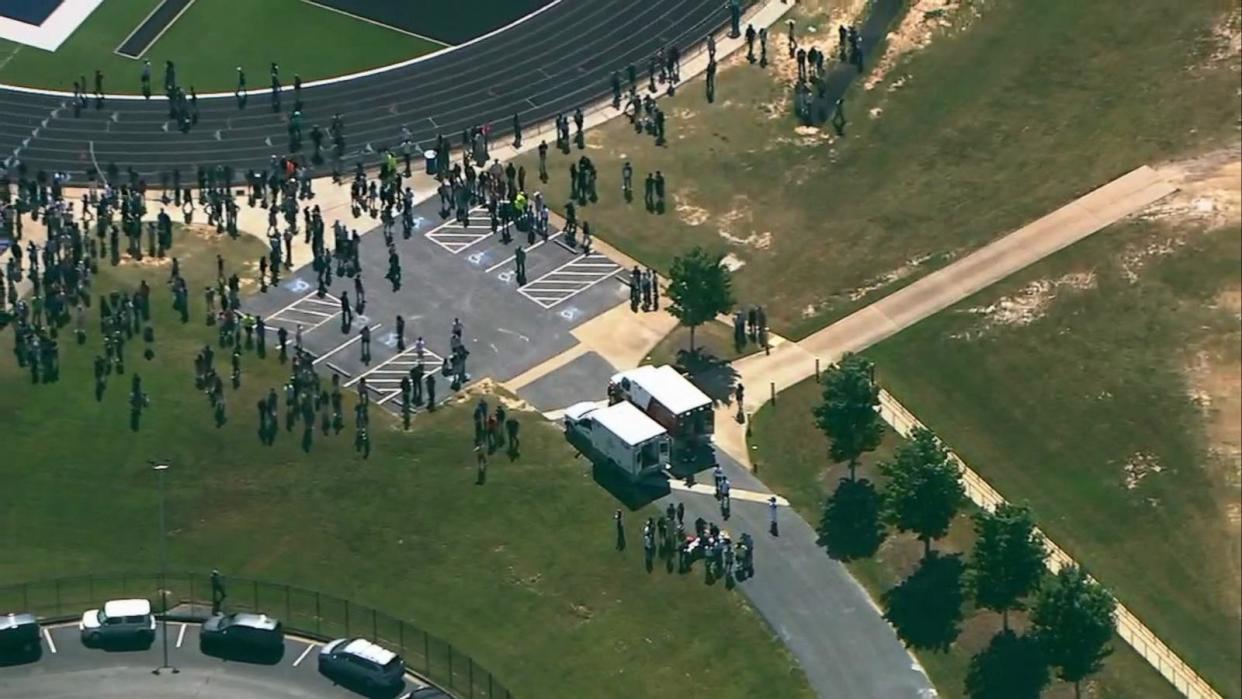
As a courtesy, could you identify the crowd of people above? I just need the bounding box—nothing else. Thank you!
[616,499,758,587]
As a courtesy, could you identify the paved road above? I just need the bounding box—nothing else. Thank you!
[660,448,935,698]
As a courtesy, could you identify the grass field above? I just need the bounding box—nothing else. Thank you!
[860,211,1242,697]
[747,379,1184,699]
[512,0,1240,338]
[0,0,441,93]
[0,230,813,699]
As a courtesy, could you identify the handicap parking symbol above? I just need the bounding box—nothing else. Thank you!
[559,307,580,322]
[356,314,370,325]
[497,270,515,283]
[412,216,425,230]
[467,251,485,265]
[286,278,311,293]
[381,332,398,348]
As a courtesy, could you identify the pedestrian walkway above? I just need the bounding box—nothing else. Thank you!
[719,166,1219,699]
[732,165,1179,408]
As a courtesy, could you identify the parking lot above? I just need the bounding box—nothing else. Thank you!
[246,198,630,413]
[0,621,444,699]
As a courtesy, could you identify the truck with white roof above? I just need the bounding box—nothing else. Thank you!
[563,400,671,480]
[608,365,715,466]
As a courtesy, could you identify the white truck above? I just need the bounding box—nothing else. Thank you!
[563,401,671,480]
[609,365,715,466]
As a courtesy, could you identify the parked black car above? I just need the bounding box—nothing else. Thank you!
[0,613,41,660]
[200,613,284,658]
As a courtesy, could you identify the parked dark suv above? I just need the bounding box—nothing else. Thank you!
[0,613,41,660]
[200,613,284,659]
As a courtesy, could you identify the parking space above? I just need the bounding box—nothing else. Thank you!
[423,207,493,255]
[245,197,628,413]
[518,252,626,309]
[263,288,343,333]
[344,344,447,405]
[0,621,443,698]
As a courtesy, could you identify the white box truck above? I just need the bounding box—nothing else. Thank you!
[608,365,715,466]
[563,401,671,480]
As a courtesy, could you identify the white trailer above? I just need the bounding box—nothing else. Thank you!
[609,365,714,465]
[563,401,671,480]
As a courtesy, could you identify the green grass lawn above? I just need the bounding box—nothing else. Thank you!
[0,229,813,699]
[861,217,1242,697]
[748,378,1183,699]
[0,0,441,93]
[512,0,1239,338]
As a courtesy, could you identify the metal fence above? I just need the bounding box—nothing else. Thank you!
[0,572,512,699]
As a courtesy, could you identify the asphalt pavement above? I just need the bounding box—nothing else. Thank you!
[0,621,446,699]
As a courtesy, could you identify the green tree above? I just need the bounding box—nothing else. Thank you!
[881,427,965,559]
[812,353,882,480]
[971,503,1048,631]
[965,630,1050,699]
[1032,565,1116,699]
[665,246,735,352]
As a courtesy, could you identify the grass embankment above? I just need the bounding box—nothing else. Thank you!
[0,0,439,93]
[513,0,1239,338]
[0,229,813,699]
[863,217,1242,697]
[749,379,1183,699]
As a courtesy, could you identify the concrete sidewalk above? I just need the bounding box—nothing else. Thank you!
[733,165,1179,411]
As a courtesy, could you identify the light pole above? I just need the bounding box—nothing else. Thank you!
[151,460,178,675]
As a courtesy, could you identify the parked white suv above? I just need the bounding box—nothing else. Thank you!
[79,599,156,647]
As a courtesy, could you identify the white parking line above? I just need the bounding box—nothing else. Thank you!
[485,231,563,272]
[312,323,382,366]
[279,307,334,318]
[42,628,57,653]
[262,291,322,320]
[293,642,317,666]
[344,345,444,388]
[176,623,187,648]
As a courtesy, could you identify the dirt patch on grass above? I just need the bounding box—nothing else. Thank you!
[1126,147,1242,282]
[848,252,940,301]
[864,0,984,90]
[1147,147,1242,228]
[1201,7,1241,71]
[954,271,1097,339]
[676,197,711,227]
[1182,282,1242,612]
[716,198,773,249]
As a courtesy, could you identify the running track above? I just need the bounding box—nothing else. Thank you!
[0,0,728,182]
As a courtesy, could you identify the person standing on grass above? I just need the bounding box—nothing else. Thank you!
[615,510,626,551]
[505,415,520,454]
[475,444,488,484]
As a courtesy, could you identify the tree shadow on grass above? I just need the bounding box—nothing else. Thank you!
[818,477,886,561]
[965,630,1050,699]
[882,552,966,651]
